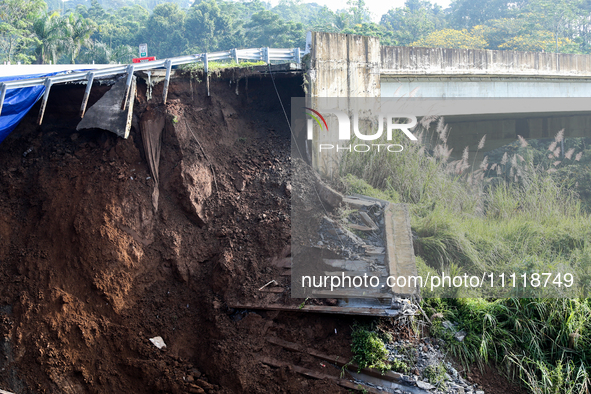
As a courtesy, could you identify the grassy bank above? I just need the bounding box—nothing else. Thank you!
[339,118,591,393]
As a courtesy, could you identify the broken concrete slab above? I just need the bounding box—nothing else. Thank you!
[312,289,392,299]
[359,211,378,230]
[323,259,370,271]
[76,76,136,138]
[229,303,400,317]
[385,203,420,297]
[342,196,378,209]
[324,270,388,277]
[259,357,383,393]
[348,223,375,231]
[362,246,385,255]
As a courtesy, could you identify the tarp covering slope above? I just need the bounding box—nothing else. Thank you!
[0,73,58,144]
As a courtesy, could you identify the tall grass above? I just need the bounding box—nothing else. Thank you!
[339,119,483,215]
[425,297,591,394]
[338,117,591,393]
[339,120,590,295]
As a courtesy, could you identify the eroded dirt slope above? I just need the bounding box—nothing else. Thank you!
[0,70,355,393]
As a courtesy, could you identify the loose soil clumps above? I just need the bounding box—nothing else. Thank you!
[0,71,352,393]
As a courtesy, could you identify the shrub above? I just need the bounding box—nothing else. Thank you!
[351,325,390,372]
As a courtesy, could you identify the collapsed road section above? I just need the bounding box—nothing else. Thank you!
[0,59,431,394]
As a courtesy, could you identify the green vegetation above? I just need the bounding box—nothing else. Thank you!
[340,118,591,393]
[350,324,390,373]
[180,60,266,73]
[389,358,410,374]
[342,173,400,203]
[423,362,447,388]
[424,298,591,394]
[341,123,591,298]
[3,0,591,65]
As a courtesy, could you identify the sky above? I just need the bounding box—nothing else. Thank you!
[268,0,454,22]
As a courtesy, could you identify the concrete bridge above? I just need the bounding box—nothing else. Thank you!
[304,32,591,174]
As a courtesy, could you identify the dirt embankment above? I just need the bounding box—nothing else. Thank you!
[0,69,358,393]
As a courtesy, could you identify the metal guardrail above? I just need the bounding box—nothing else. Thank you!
[0,47,303,123]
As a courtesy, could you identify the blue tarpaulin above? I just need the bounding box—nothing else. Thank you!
[0,73,60,145]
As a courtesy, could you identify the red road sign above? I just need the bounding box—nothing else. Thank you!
[132,56,156,63]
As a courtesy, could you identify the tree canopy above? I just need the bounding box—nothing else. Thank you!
[1,0,591,64]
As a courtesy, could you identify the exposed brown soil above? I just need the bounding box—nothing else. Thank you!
[0,70,356,394]
[465,364,524,394]
[0,68,526,394]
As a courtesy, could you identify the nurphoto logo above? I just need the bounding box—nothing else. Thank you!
[305,108,418,153]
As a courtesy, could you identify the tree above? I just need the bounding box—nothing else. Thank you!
[346,0,371,24]
[0,0,46,63]
[524,0,580,53]
[63,13,96,63]
[575,0,591,53]
[97,5,148,51]
[184,0,242,53]
[271,0,323,25]
[145,0,191,11]
[447,0,524,29]
[410,27,487,49]
[307,6,342,33]
[78,40,111,63]
[244,10,305,48]
[139,2,187,58]
[474,18,521,49]
[111,44,135,63]
[380,0,445,46]
[33,11,65,64]
[342,22,397,46]
[499,31,573,52]
[87,0,108,23]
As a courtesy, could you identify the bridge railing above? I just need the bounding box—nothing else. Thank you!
[0,47,303,119]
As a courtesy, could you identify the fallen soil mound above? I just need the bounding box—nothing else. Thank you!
[0,69,356,393]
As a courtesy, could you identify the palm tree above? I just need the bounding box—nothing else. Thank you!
[63,13,96,64]
[79,40,112,64]
[112,44,135,64]
[32,12,64,64]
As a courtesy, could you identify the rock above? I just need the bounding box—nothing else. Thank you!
[233,175,246,192]
[195,379,214,391]
[476,391,485,394]
[416,381,435,390]
[454,330,467,342]
[449,367,459,378]
[188,384,205,394]
[442,321,455,330]
[186,375,194,383]
[149,336,166,349]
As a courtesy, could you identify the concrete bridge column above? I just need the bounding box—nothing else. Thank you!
[306,32,381,177]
